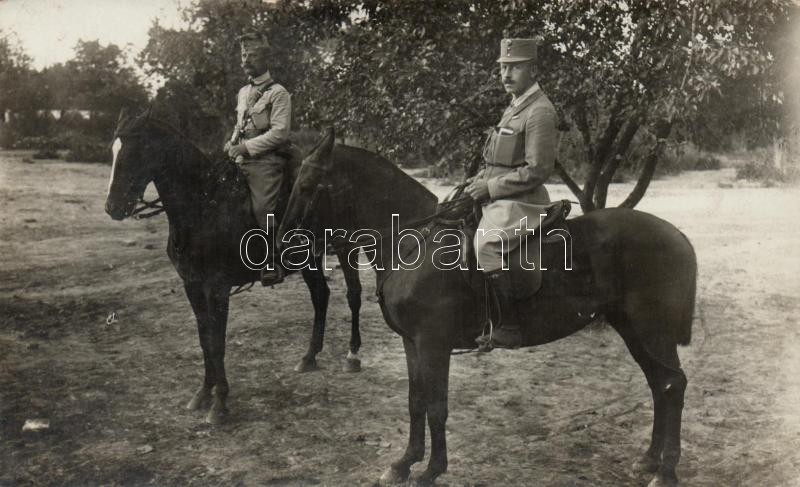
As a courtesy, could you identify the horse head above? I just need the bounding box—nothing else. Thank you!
[104,107,170,220]
[279,127,336,239]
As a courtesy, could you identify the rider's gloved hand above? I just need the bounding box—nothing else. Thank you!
[465,179,490,203]
[228,144,249,159]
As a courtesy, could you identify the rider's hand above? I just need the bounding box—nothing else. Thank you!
[223,141,232,153]
[228,144,249,159]
[465,180,490,202]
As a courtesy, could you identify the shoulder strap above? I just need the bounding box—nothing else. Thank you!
[244,81,279,118]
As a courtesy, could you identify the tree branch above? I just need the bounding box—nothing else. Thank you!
[620,120,673,209]
[554,159,593,212]
[572,99,594,163]
[594,110,645,208]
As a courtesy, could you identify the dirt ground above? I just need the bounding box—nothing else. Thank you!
[1,150,800,487]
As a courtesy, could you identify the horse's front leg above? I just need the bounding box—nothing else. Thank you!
[203,282,232,424]
[380,337,426,485]
[184,281,214,412]
[296,264,330,373]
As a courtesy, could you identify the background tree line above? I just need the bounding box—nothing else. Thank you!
[1,0,795,209]
[0,33,147,161]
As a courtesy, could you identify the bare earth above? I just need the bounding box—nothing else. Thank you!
[1,151,800,487]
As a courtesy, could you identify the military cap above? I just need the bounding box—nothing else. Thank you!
[497,38,538,63]
[238,32,270,51]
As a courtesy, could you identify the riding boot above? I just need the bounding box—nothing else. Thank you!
[260,264,285,286]
[483,270,523,349]
[260,225,285,286]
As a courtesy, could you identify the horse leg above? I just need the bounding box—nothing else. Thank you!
[380,337,426,485]
[412,343,451,486]
[650,347,687,487]
[338,246,362,372]
[611,314,686,486]
[295,265,330,373]
[203,282,232,424]
[184,281,214,411]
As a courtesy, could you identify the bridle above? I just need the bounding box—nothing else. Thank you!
[114,127,166,220]
[112,115,204,221]
[131,197,164,219]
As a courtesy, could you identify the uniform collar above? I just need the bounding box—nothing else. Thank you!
[249,70,273,86]
[510,82,540,108]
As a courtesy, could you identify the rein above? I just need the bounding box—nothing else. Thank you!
[295,179,475,241]
[132,197,165,219]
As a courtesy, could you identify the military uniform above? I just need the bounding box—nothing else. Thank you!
[230,70,292,229]
[474,47,557,272]
[473,38,557,351]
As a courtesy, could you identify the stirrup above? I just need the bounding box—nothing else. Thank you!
[476,333,494,353]
[488,326,522,349]
[476,326,522,351]
[260,265,285,287]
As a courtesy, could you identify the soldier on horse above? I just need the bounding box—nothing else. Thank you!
[225,32,291,286]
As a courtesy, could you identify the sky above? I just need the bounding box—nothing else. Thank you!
[0,0,189,69]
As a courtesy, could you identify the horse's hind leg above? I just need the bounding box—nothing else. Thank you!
[414,342,451,486]
[296,264,330,373]
[184,281,214,412]
[337,246,362,372]
[610,314,687,487]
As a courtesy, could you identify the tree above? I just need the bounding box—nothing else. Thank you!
[0,30,32,116]
[67,40,148,120]
[140,0,790,210]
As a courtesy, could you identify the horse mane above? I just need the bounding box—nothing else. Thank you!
[332,145,439,215]
[138,115,218,166]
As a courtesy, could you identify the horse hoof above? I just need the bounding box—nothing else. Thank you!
[294,358,318,373]
[647,473,679,487]
[342,357,361,373]
[186,387,212,411]
[205,404,229,425]
[409,469,440,487]
[633,454,661,473]
[378,466,408,486]
[205,409,227,425]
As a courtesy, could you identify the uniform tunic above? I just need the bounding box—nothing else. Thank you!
[230,70,292,229]
[474,82,558,271]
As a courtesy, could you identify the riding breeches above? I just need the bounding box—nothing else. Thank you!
[238,153,286,229]
[475,199,545,272]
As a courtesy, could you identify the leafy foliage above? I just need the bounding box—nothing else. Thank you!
[0,35,148,153]
[139,0,790,210]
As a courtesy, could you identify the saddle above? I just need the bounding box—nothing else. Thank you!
[434,183,568,310]
[436,195,574,348]
[209,141,303,227]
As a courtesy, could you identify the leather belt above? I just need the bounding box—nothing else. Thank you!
[243,129,266,139]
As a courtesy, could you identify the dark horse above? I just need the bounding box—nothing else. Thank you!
[280,129,696,487]
[104,110,364,424]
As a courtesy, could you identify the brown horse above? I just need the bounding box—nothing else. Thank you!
[104,110,365,424]
[280,129,696,487]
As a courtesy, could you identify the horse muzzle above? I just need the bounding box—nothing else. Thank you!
[105,197,137,221]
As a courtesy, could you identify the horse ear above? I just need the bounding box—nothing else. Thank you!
[117,107,129,122]
[319,126,335,168]
[306,126,336,170]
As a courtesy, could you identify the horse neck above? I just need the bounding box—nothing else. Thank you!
[151,132,214,228]
[328,148,439,273]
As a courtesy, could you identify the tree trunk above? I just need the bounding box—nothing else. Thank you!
[619,120,673,209]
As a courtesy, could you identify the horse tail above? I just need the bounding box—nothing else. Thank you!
[676,229,697,346]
